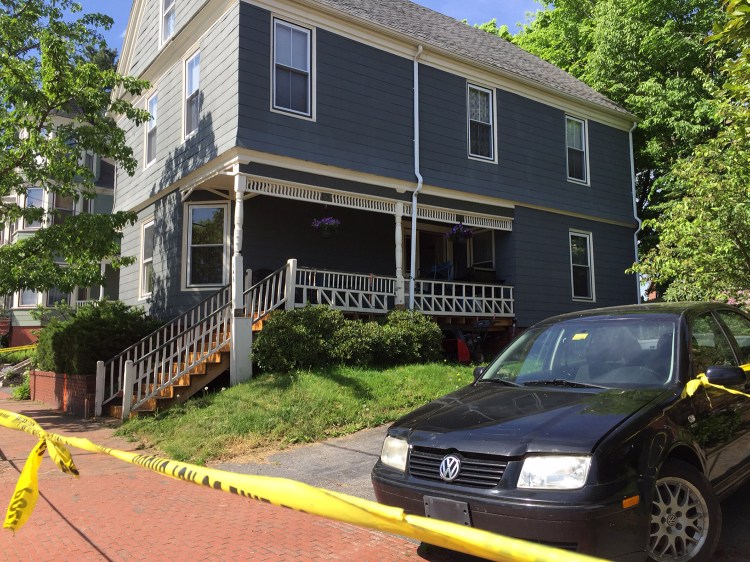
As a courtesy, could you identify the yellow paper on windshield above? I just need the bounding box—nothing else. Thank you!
[572,332,588,341]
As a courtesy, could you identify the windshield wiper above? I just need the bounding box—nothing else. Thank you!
[477,378,521,387]
[522,379,606,389]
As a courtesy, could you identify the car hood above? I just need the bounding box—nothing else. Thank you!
[392,384,664,456]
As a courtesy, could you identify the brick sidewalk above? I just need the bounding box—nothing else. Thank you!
[0,392,423,561]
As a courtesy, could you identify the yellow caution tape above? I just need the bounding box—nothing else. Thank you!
[0,407,604,562]
[681,365,750,400]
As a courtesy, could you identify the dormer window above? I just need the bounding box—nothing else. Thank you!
[162,0,175,43]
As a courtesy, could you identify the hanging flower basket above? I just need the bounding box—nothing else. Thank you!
[311,217,341,238]
[445,223,473,242]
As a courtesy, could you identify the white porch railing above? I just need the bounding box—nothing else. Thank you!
[410,279,513,317]
[294,267,397,314]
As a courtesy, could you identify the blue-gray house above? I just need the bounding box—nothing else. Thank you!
[100,0,639,417]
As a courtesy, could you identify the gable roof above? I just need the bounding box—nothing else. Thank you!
[309,0,633,119]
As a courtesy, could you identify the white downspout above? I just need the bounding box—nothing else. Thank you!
[409,45,424,310]
[629,122,642,303]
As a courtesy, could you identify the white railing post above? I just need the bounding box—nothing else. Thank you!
[122,360,135,420]
[284,258,297,310]
[394,202,405,307]
[95,361,105,417]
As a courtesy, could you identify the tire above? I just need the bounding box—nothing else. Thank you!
[648,460,721,562]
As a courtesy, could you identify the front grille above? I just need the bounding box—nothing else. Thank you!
[408,447,507,488]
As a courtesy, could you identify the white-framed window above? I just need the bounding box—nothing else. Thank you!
[569,231,595,301]
[185,51,200,138]
[18,289,39,308]
[46,287,71,307]
[52,193,75,225]
[146,92,158,165]
[566,116,588,183]
[467,84,495,161]
[469,230,495,270]
[185,203,228,288]
[273,19,312,117]
[162,0,175,44]
[24,188,45,229]
[140,219,155,299]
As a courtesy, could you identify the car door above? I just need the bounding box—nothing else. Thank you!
[687,312,749,483]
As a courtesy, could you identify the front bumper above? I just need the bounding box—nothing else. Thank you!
[372,462,648,562]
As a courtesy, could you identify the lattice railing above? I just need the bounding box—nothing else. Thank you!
[410,280,514,317]
[294,267,397,314]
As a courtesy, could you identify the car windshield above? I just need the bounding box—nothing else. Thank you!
[479,315,678,389]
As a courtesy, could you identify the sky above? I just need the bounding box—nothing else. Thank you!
[76,0,540,54]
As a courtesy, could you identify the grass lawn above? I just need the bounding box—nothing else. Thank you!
[116,363,475,465]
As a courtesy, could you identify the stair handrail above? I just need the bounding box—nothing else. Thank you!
[124,286,232,417]
[96,284,231,415]
[242,259,295,321]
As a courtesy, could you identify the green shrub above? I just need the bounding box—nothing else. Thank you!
[36,300,162,375]
[253,305,347,372]
[11,371,30,400]
[254,307,443,372]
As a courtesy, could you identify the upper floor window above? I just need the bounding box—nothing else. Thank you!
[185,203,228,287]
[273,19,312,117]
[162,0,175,43]
[146,93,158,165]
[24,188,44,229]
[185,52,200,138]
[570,231,595,301]
[467,84,495,161]
[566,116,588,183]
[52,193,75,225]
[140,219,155,299]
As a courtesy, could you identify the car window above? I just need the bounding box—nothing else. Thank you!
[690,313,737,377]
[480,316,677,389]
[716,310,750,365]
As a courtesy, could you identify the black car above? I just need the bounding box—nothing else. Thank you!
[372,303,750,561]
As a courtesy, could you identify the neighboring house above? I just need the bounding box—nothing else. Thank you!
[0,116,119,347]
[103,0,640,417]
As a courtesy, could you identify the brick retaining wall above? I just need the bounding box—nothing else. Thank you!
[30,370,96,418]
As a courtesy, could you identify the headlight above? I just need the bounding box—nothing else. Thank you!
[517,456,591,490]
[380,435,409,471]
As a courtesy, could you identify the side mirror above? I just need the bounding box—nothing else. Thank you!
[473,366,485,381]
[705,365,747,387]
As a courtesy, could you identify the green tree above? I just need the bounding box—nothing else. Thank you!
[507,0,727,252]
[631,0,750,302]
[0,0,149,294]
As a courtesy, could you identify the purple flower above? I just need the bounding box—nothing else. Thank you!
[311,217,341,231]
[445,223,473,240]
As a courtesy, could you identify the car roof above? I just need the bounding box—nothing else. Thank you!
[535,302,739,327]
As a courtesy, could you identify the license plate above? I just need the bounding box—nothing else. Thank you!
[423,496,472,526]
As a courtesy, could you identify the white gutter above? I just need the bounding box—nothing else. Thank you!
[409,45,424,310]
[629,122,642,303]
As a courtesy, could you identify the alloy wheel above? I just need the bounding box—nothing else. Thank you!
[649,476,709,561]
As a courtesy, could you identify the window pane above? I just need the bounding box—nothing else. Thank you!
[289,71,309,113]
[572,266,591,299]
[187,54,200,96]
[148,94,158,128]
[191,207,224,244]
[291,28,309,71]
[717,311,750,364]
[186,94,199,135]
[142,261,154,295]
[54,194,75,225]
[570,235,589,266]
[472,230,493,268]
[275,68,292,109]
[147,128,157,162]
[47,287,70,307]
[568,148,585,181]
[275,23,292,67]
[470,88,490,123]
[470,122,492,158]
[190,247,224,285]
[19,290,37,307]
[143,223,154,261]
[691,314,737,377]
[25,188,44,228]
[566,118,583,150]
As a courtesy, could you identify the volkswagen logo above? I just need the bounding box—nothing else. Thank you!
[439,455,462,482]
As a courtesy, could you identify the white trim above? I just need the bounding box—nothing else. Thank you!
[183,50,201,140]
[139,218,155,300]
[467,83,497,163]
[565,115,590,186]
[271,17,315,120]
[182,201,231,290]
[569,230,596,302]
[16,289,40,308]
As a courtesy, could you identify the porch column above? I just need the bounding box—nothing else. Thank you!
[230,173,253,385]
[394,202,405,307]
